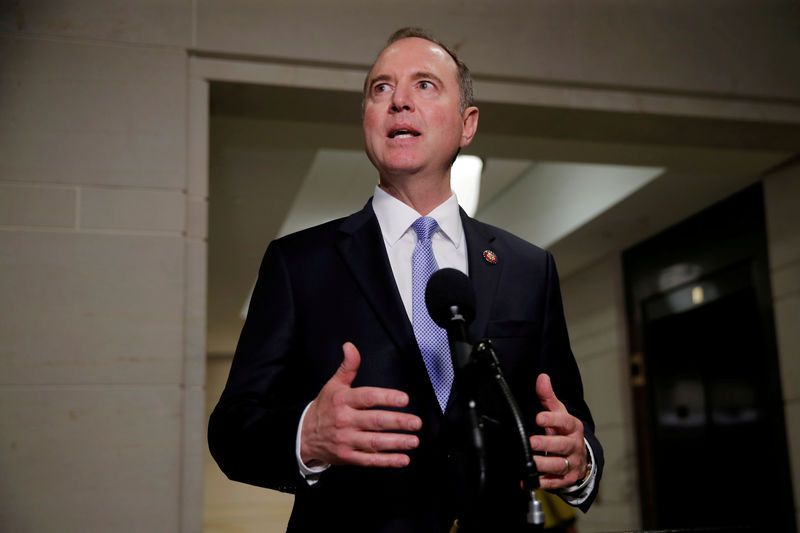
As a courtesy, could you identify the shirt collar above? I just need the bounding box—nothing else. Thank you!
[372,185,464,249]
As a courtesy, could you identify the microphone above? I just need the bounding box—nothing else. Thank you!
[425,268,488,502]
[425,268,476,370]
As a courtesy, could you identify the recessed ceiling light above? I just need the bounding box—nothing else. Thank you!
[451,154,483,217]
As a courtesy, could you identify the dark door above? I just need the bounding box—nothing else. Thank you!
[623,185,795,531]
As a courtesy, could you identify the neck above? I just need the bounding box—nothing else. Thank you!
[378,172,452,215]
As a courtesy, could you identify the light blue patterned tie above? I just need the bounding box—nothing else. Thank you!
[411,216,454,412]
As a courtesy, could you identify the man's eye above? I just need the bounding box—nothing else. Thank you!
[374,83,390,93]
[418,81,433,90]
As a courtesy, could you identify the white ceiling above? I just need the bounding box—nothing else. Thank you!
[478,161,663,248]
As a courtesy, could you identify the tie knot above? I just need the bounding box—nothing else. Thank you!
[412,216,439,242]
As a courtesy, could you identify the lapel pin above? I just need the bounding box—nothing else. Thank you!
[483,250,498,264]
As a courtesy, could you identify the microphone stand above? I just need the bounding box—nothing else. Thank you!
[445,308,489,496]
[440,300,544,531]
[472,339,544,531]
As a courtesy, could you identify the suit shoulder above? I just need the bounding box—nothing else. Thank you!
[265,202,376,262]
[272,216,346,251]
[255,217,348,277]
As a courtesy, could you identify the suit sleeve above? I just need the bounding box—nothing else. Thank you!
[539,251,604,511]
[207,241,307,493]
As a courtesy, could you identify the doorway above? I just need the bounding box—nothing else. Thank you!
[623,184,795,531]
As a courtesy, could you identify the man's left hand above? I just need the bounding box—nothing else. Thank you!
[528,373,587,490]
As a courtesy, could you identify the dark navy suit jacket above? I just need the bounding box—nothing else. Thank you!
[209,200,603,532]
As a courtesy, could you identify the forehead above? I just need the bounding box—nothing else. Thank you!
[369,37,458,81]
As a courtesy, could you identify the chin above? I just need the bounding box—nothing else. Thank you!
[378,156,424,176]
[385,164,426,178]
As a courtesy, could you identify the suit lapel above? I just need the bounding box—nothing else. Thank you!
[336,200,417,354]
[461,211,501,342]
[337,200,448,429]
[337,204,500,346]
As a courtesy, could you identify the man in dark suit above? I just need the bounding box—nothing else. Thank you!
[209,28,603,532]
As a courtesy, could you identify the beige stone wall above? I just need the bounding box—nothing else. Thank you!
[764,165,800,529]
[559,254,638,532]
[192,0,800,106]
[0,4,204,532]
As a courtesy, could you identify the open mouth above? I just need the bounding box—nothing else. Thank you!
[388,128,421,139]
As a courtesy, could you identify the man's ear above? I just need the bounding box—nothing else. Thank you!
[459,106,479,148]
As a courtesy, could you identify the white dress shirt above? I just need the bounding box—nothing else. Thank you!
[372,185,467,320]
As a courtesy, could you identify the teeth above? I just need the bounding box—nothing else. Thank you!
[390,129,418,139]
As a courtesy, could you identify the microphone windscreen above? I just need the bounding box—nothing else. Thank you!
[425,268,476,329]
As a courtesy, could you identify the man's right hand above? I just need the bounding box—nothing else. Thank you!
[300,342,422,468]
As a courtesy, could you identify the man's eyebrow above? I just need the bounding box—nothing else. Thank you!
[368,71,446,90]
[368,74,392,90]
[412,71,444,85]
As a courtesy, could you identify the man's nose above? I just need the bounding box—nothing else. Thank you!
[391,85,414,112]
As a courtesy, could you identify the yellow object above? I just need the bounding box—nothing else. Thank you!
[538,490,577,529]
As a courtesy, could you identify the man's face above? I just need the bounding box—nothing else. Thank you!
[363,37,478,181]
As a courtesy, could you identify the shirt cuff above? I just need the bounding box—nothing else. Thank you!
[556,437,597,505]
[295,401,330,486]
